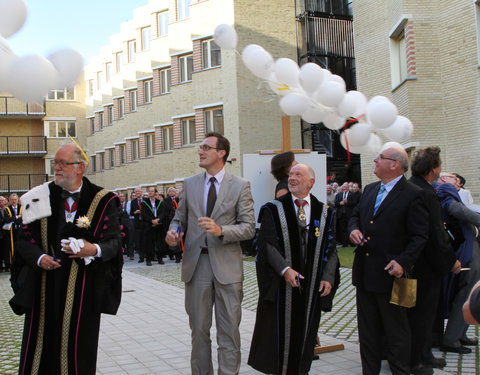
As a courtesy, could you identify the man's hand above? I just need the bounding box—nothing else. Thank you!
[319,281,332,297]
[284,267,304,288]
[384,260,404,278]
[198,217,222,237]
[39,255,61,271]
[152,218,160,226]
[63,239,98,258]
[165,229,182,246]
[452,259,461,274]
[350,229,366,245]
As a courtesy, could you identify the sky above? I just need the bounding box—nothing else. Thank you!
[7,0,148,64]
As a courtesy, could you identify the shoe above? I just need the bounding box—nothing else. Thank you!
[440,344,471,354]
[426,356,446,368]
[460,338,478,346]
[312,354,319,361]
[158,259,165,264]
[146,261,152,266]
[411,364,433,375]
[175,259,181,263]
[138,258,144,263]
[129,256,134,260]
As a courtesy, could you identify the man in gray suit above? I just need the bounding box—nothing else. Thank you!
[166,132,255,375]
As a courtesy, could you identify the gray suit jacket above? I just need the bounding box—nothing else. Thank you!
[169,171,255,284]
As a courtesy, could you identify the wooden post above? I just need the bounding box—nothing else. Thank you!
[281,115,291,152]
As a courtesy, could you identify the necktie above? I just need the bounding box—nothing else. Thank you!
[61,190,80,201]
[206,177,217,217]
[373,185,386,214]
[295,199,307,228]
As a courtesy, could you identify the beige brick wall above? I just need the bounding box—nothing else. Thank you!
[352,0,480,199]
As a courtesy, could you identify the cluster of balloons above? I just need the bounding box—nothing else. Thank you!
[213,24,414,155]
[0,0,83,103]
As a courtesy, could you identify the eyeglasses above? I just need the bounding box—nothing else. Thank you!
[198,144,220,152]
[53,160,82,168]
[377,154,398,162]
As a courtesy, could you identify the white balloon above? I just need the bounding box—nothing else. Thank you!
[367,133,383,154]
[337,92,357,118]
[299,63,326,93]
[9,55,58,102]
[322,68,332,82]
[275,58,300,88]
[369,95,390,106]
[0,36,16,91]
[301,101,326,123]
[340,130,369,154]
[323,111,345,130]
[213,24,237,50]
[267,72,286,96]
[330,74,346,91]
[279,93,308,116]
[242,46,274,80]
[349,90,368,118]
[347,122,371,146]
[315,80,346,108]
[381,116,414,143]
[367,100,398,129]
[0,0,27,38]
[242,44,264,66]
[48,48,83,88]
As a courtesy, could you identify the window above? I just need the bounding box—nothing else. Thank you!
[48,159,55,176]
[389,27,407,87]
[204,107,224,134]
[141,27,151,51]
[128,40,136,63]
[106,106,113,125]
[116,52,123,73]
[89,118,95,133]
[130,90,137,111]
[157,11,169,36]
[119,144,126,164]
[202,39,221,69]
[144,80,153,103]
[145,133,154,156]
[160,68,171,93]
[105,62,112,83]
[131,139,139,160]
[99,153,105,171]
[177,0,190,20]
[91,155,97,173]
[181,118,196,145]
[46,121,76,138]
[109,149,115,168]
[179,55,193,82]
[96,71,102,90]
[88,80,94,96]
[98,112,104,130]
[162,126,173,151]
[47,88,74,100]
[119,98,125,118]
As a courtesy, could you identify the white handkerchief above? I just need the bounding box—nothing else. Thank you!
[61,237,94,265]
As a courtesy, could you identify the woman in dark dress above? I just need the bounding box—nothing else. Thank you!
[271,151,297,199]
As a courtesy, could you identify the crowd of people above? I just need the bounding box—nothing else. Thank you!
[4,136,480,375]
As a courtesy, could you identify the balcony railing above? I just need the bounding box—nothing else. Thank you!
[0,96,46,117]
[0,174,49,193]
[0,136,47,156]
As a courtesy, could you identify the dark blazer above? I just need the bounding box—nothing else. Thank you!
[162,196,179,223]
[129,197,143,229]
[408,175,457,278]
[141,198,163,232]
[348,176,429,293]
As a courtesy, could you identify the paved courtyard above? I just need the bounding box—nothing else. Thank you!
[0,256,478,374]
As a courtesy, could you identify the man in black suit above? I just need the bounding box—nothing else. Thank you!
[141,187,163,266]
[408,147,459,374]
[129,187,145,262]
[163,187,181,262]
[348,145,429,375]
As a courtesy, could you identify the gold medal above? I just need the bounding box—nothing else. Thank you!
[315,227,320,237]
[299,212,306,221]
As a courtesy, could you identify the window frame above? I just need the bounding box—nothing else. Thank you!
[179,54,193,82]
[105,62,112,83]
[119,144,126,164]
[145,133,154,156]
[202,39,221,69]
[181,117,196,145]
[131,139,139,160]
[128,40,136,63]
[204,107,224,135]
[160,68,171,94]
[108,149,115,168]
[118,98,125,118]
[162,126,174,151]
[177,0,191,20]
[47,88,75,101]
[157,11,169,37]
[141,26,151,51]
[45,120,77,138]
[130,90,137,112]
[116,52,123,73]
[144,80,153,103]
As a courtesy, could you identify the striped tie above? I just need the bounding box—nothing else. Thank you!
[373,185,386,214]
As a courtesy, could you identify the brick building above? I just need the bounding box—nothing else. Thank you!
[83,0,301,195]
[352,0,480,199]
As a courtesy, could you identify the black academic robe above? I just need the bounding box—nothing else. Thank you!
[248,193,339,375]
[10,178,122,375]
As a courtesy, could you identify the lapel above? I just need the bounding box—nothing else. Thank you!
[211,172,232,218]
[373,176,406,217]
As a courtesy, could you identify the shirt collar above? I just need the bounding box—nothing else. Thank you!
[291,193,311,207]
[383,175,402,193]
[205,168,226,185]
